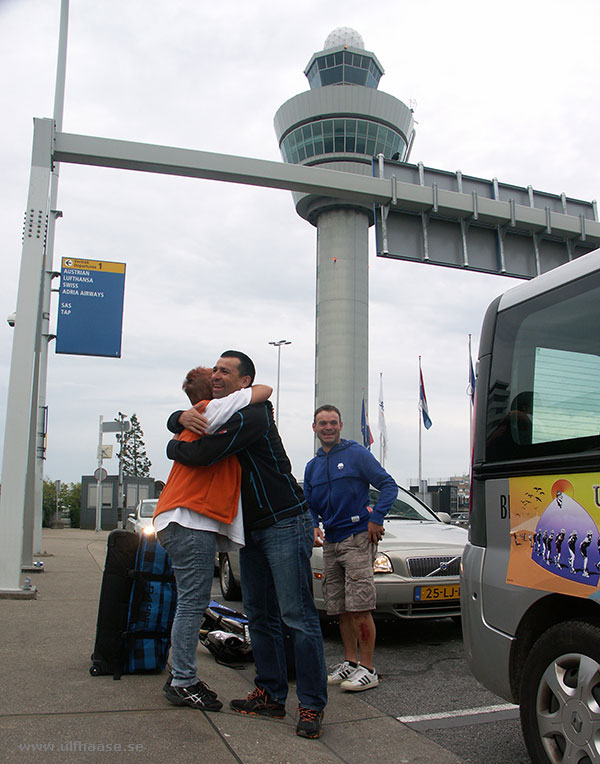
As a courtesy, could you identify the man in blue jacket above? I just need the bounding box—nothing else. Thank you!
[304,404,397,692]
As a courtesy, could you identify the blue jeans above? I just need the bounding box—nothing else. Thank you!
[239,512,327,711]
[157,523,216,687]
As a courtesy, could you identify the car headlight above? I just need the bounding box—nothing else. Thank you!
[142,525,155,536]
[373,552,393,574]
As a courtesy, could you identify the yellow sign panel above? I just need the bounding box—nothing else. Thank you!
[61,257,125,274]
[506,473,600,600]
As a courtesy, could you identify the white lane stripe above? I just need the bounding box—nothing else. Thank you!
[398,703,518,724]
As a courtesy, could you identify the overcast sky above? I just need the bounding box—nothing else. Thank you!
[1,0,599,490]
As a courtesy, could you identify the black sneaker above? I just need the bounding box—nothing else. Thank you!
[295,706,324,739]
[164,680,223,711]
[162,670,218,699]
[229,686,286,718]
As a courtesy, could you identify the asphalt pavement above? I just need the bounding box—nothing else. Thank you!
[0,528,467,764]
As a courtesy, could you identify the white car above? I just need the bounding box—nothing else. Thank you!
[219,486,468,620]
[125,499,158,536]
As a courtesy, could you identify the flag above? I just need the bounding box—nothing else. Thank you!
[468,334,476,404]
[361,395,374,449]
[419,368,432,429]
[378,374,387,461]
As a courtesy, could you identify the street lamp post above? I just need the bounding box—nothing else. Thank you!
[268,340,291,427]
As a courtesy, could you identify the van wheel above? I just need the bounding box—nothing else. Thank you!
[219,553,241,601]
[520,620,600,764]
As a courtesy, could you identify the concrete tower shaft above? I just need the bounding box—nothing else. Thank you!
[316,209,370,417]
[274,29,415,442]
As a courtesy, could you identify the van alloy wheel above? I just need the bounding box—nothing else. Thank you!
[520,621,600,764]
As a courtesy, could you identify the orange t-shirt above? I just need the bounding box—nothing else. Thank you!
[153,401,241,524]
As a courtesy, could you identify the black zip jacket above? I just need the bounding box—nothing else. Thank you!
[166,401,306,531]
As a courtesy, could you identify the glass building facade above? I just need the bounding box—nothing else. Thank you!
[281,117,406,164]
[306,50,383,89]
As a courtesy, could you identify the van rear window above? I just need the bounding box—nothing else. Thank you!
[485,275,600,461]
[532,347,600,443]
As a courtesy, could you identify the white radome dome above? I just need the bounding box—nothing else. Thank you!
[323,27,365,50]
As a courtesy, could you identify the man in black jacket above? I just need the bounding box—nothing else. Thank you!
[166,351,327,739]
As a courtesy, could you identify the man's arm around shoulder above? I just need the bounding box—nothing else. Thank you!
[167,408,208,436]
[167,401,271,466]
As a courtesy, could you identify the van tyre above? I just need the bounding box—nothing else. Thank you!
[219,553,242,601]
[520,620,600,764]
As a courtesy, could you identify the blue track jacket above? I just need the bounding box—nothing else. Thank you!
[303,439,397,543]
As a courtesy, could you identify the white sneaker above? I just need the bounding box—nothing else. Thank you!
[339,665,379,692]
[327,660,359,685]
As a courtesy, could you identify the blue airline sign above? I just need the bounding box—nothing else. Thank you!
[56,257,126,357]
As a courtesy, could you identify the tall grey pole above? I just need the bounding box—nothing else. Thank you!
[32,0,70,556]
[95,416,104,533]
[268,340,291,427]
[0,118,53,593]
[117,412,126,528]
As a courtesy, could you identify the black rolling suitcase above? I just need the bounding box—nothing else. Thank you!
[90,530,177,679]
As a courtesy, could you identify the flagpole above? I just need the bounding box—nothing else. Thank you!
[468,333,477,459]
[468,334,473,453]
[418,356,422,486]
[379,374,383,461]
[361,388,374,451]
[378,372,386,467]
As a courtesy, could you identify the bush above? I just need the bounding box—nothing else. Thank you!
[69,503,81,528]
[42,479,81,527]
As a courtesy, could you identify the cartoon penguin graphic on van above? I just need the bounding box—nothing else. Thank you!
[531,480,599,587]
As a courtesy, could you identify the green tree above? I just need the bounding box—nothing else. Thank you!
[116,413,152,477]
[62,482,82,527]
[42,478,59,527]
[42,479,82,527]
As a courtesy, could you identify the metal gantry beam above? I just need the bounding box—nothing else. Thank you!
[53,131,392,207]
[53,131,600,246]
[375,159,599,279]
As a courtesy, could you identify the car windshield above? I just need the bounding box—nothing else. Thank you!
[369,489,437,522]
[140,500,158,518]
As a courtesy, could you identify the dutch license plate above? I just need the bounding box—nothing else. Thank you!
[414,584,460,602]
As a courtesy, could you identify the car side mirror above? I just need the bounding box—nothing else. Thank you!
[128,513,135,519]
[436,512,452,524]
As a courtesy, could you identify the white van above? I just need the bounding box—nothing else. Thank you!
[461,248,600,764]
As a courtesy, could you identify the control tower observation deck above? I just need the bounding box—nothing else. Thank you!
[274,27,415,441]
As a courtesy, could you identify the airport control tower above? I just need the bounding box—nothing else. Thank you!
[274,27,415,441]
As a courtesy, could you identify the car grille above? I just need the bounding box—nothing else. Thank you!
[406,555,461,578]
[392,600,461,618]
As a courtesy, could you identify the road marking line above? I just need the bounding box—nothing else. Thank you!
[398,704,519,730]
